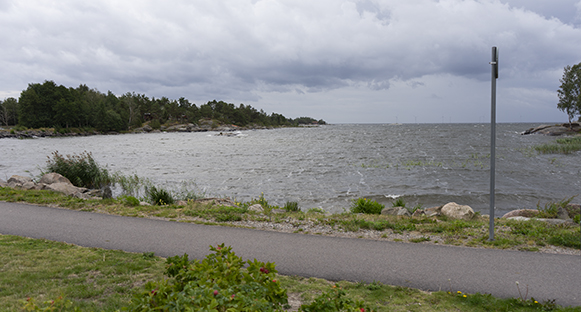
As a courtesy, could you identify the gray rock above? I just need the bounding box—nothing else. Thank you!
[441,202,474,220]
[7,175,33,187]
[248,204,264,213]
[45,182,87,197]
[424,206,443,217]
[381,206,411,217]
[501,209,539,219]
[101,185,112,199]
[21,181,37,190]
[507,216,573,225]
[39,172,73,185]
[557,207,569,220]
[0,179,7,187]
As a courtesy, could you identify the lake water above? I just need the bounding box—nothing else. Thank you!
[1,123,579,216]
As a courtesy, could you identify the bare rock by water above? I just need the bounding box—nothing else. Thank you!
[501,209,539,219]
[441,202,474,220]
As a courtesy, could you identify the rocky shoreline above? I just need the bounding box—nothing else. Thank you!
[2,173,579,256]
[0,118,298,139]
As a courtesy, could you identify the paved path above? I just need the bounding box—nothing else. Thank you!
[1,202,579,306]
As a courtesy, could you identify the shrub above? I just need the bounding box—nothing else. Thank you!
[121,195,140,207]
[299,285,374,312]
[284,201,300,212]
[146,186,174,205]
[350,198,384,214]
[44,151,112,189]
[125,244,289,311]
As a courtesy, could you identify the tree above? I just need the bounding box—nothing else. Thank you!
[557,63,581,126]
[0,97,19,126]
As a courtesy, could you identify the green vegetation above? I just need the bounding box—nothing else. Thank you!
[0,234,166,311]
[1,80,325,131]
[283,201,300,212]
[3,235,579,312]
[350,198,385,214]
[532,136,581,155]
[43,151,112,189]
[126,244,288,311]
[392,198,406,208]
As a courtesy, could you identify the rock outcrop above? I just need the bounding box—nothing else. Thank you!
[522,122,581,136]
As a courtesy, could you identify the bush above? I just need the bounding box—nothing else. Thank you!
[350,198,385,214]
[44,151,112,189]
[125,244,289,311]
[146,186,174,206]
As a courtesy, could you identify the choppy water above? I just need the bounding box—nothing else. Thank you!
[1,123,579,216]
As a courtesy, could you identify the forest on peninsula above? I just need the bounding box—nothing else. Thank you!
[0,80,326,132]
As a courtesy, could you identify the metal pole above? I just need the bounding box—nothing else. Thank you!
[489,47,498,241]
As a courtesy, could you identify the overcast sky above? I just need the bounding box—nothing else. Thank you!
[1,0,580,123]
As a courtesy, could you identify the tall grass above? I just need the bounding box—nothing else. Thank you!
[44,151,112,189]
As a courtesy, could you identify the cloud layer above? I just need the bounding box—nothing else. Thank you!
[1,0,581,122]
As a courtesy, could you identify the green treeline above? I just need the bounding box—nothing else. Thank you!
[0,80,326,131]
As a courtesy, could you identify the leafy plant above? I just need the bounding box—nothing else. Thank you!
[350,198,385,214]
[126,244,289,311]
[145,186,175,206]
[536,197,575,218]
[284,201,300,212]
[43,151,112,189]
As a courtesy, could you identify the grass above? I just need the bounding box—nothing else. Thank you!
[532,136,581,155]
[0,234,165,311]
[2,235,579,311]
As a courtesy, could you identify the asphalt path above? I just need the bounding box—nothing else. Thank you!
[1,202,579,306]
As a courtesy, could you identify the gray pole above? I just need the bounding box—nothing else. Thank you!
[489,47,498,241]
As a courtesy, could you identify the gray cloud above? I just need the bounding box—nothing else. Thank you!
[1,0,580,122]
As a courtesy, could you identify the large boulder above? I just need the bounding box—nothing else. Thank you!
[0,179,6,187]
[441,202,474,220]
[381,206,411,217]
[39,172,72,185]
